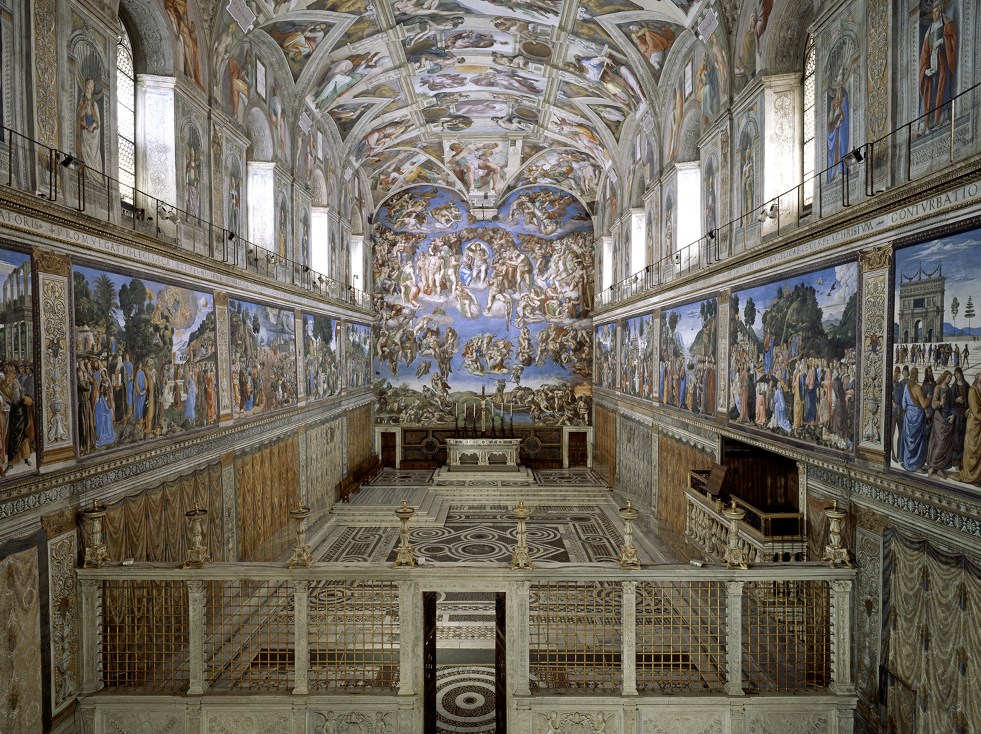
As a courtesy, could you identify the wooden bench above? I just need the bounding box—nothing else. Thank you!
[338,456,382,503]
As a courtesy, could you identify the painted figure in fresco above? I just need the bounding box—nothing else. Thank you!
[471,68,544,95]
[918,0,957,130]
[165,0,203,88]
[901,367,931,472]
[227,50,253,122]
[269,22,330,65]
[185,145,200,220]
[228,176,241,235]
[665,85,683,163]
[393,0,461,17]
[826,62,850,182]
[311,53,388,111]
[956,372,981,483]
[740,137,755,219]
[627,23,674,71]
[77,79,103,173]
[704,164,717,237]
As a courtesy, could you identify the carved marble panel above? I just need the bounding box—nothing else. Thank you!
[312,710,396,733]
[855,527,882,723]
[103,711,182,734]
[747,712,830,734]
[207,710,291,733]
[534,710,620,733]
[47,529,78,715]
[642,711,725,734]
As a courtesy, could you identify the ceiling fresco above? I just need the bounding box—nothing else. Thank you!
[211,0,714,212]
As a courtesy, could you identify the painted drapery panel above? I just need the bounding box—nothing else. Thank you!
[372,185,593,427]
[0,246,35,479]
[728,261,858,451]
[229,298,297,419]
[101,462,225,562]
[73,264,218,457]
[890,224,981,490]
[658,432,713,562]
[347,404,372,475]
[302,313,340,401]
[619,312,655,399]
[595,322,616,391]
[235,436,298,562]
[882,528,981,734]
[658,297,718,417]
[0,545,41,733]
[346,322,371,390]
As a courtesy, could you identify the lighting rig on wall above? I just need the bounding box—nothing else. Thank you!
[757,204,777,223]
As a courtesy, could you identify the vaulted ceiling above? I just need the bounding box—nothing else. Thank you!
[209,0,717,212]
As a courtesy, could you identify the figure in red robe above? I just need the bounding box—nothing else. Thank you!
[918,0,957,129]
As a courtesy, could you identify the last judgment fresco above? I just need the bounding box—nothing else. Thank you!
[372,185,594,426]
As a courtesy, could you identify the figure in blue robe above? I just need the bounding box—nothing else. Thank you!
[133,369,146,421]
[827,83,849,182]
[95,382,116,446]
[772,385,792,432]
[902,383,928,472]
[185,374,196,422]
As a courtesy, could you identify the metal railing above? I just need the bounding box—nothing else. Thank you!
[0,124,372,312]
[78,561,854,699]
[596,79,981,309]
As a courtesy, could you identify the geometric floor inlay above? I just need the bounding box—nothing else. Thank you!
[532,468,609,487]
[436,665,497,734]
[317,505,630,564]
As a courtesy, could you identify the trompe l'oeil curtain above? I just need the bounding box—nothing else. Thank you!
[884,528,981,733]
[236,435,299,562]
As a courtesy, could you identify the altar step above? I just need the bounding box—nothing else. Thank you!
[330,487,451,527]
[428,485,612,504]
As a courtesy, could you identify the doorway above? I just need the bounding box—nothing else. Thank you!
[422,591,507,733]
[568,432,588,467]
[381,431,397,468]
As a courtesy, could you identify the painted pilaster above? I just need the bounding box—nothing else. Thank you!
[295,308,306,405]
[293,580,309,695]
[248,162,277,253]
[857,244,891,462]
[214,291,233,424]
[44,510,78,716]
[717,288,731,422]
[35,249,75,465]
[726,580,744,696]
[830,578,855,694]
[763,73,802,228]
[187,579,205,695]
[136,75,178,209]
[221,450,237,561]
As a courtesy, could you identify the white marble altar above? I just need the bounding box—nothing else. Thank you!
[446,438,522,472]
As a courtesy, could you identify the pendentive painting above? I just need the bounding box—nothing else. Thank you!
[346,322,371,390]
[728,260,858,451]
[595,322,616,391]
[302,313,340,401]
[890,224,981,488]
[0,247,35,478]
[658,296,717,417]
[229,298,297,419]
[620,312,655,400]
[372,185,594,427]
[73,264,218,457]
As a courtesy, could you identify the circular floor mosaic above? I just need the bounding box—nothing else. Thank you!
[436,665,497,734]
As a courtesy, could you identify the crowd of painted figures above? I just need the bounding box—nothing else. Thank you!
[231,339,298,416]
[77,353,218,453]
[660,355,717,416]
[0,361,35,474]
[729,338,857,450]
[892,344,981,483]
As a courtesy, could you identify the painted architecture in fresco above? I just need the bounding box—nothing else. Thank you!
[890,224,981,489]
[346,323,371,390]
[728,261,858,451]
[620,312,655,400]
[373,185,593,426]
[229,298,297,419]
[0,247,34,479]
[658,297,717,416]
[73,264,218,456]
[302,313,340,401]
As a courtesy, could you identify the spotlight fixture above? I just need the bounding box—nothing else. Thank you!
[227,231,236,241]
[60,154,83,172]
[708,229,716,240]
[671,252,682,265]
[303,265,310,273]
[757,208,768,223]
[842,148,864,166]
[758,204,778,222]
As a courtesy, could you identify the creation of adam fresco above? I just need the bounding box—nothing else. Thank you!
[372,185,594,427]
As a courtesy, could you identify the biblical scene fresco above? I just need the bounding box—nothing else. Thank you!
[303,313,340,401]
[617,20,683,84]
[890,225,981,488]
[346,323,372,389]
[732,0,778,94]
[229,298,297,419]
[0,248,34,479]
[728,261,858,450]
[595,322,616,391]
[73,264,217,457]
[373,185,593,427]
[508,149,601,205]
[658,297,718,417]
[620,312,655,400]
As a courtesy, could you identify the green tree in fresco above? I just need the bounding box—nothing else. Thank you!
[966,296,975,335]
[951,297,960,329]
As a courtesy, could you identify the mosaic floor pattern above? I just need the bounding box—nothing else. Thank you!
[318,505,628,564]
[361,469,434,487]
[436,665,497,734]
[532,468,609,487]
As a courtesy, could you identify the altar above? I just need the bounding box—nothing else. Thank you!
[445,438,522,472]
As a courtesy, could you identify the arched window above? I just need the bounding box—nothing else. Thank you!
[801,34,815,212]
[116,18,136,205]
